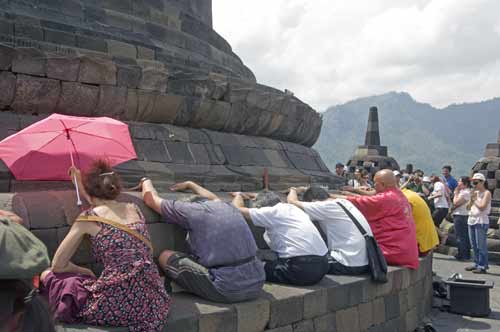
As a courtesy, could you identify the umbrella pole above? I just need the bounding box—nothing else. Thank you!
[70,151,83,207]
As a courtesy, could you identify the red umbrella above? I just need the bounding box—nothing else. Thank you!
[0,113,137,203]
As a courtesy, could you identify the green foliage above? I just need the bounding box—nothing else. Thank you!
[314,91,500,177]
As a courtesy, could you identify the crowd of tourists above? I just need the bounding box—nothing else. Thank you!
[339,163,493,275]
[0,159,490,331]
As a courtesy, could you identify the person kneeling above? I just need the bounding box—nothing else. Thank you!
[232,191,329,286]
[288,186,370,275]
[141,180,265,303]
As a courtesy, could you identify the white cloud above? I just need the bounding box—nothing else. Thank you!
[213,0,500,110]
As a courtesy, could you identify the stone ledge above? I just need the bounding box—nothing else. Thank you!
[55,255,434,332]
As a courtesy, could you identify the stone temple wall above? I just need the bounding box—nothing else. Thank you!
[0,0,336,191]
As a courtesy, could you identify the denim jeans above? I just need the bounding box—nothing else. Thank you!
[468,224,489,269]
[453,215,471,259]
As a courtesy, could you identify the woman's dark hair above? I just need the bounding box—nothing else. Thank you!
[303,187,329,202]
[83,159,122,200]
[0,280,55,332]
[460,176,471,188]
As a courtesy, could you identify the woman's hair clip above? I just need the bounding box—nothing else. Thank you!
[99,171,115,177]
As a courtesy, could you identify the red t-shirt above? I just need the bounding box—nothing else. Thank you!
[346,187,419,269]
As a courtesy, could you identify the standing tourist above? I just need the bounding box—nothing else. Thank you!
[442,165,458,192]
[428,176,450,227]
[348,168,362,188]
[466,173,492,274]
[452,177,472,261]
[41,160,170,331]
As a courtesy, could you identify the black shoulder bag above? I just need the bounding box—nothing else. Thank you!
[337,202,388,283]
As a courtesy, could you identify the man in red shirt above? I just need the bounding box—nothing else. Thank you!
[333,169,419,269]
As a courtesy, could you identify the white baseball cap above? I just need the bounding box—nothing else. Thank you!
[422,176,431,183]
[393,170,401,176]
[471,173,486,182]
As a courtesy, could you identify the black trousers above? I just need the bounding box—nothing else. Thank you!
[264,254,329,286]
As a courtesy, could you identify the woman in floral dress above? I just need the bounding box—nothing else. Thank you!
[40,160,170,331]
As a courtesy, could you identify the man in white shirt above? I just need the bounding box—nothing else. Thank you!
[232,191,329,286]
[288,186,371,275]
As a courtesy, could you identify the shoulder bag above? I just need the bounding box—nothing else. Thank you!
[336,202,388,283]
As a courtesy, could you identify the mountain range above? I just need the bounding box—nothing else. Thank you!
[314,91,500,177]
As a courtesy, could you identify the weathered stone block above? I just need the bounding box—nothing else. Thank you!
[107,39,137,58]
[76,35,108,52]
[117,65,141,88]
[138,60,167,92]
[0,71,16,107]
[358,301,373,331]
[0,44,15,70]
[327,284,349,312]
[31,228,59,258]
[384,294,400,321]
[292,320,314,332]
[133,139,170,163]
[137,46,154,60]
[372,298,385,326]
[303,288,328,319]
[197,301,237,332]
[335,307,360,332]
[191,99,231,131]
[235,298,270,332]
[265,285,306,328]
[78,54,116,85]
[12,74,60,114]
[405,307,418,332]
[266,326,293,332]
[15,23,43,41]
[44,28,76,46]
[166,142,195,164]
[312,312,336,332]
[46,55,80,81]
[135,90,156,121]
[149,93,184,123]
[189,143,211,165]
[95,85,127,117]
[12,48,47,76]
[56,82,98,116]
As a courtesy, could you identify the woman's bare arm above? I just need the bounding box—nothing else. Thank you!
[475,191,492,211]
[51,221,97,277]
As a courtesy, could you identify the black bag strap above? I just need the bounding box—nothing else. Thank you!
[336,201,368,237]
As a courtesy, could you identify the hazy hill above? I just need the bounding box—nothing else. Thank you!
[314,92,500,177]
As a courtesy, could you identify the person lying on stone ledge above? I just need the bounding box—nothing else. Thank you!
[40,160,170,331]
[329,169,420,270]
[140,179,265,303]
[231,191,329,286]
[287,186,371,276]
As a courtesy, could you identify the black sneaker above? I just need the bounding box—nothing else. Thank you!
[464,265,476,271]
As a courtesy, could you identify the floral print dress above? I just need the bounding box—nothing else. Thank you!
[43,206,171,332]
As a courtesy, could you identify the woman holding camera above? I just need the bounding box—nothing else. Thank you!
[452,177,472,261]
[465,173,492,274]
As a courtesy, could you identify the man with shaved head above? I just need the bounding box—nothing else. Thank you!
[333,169,420,269]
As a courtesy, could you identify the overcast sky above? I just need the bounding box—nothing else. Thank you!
[213,0,500,111]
